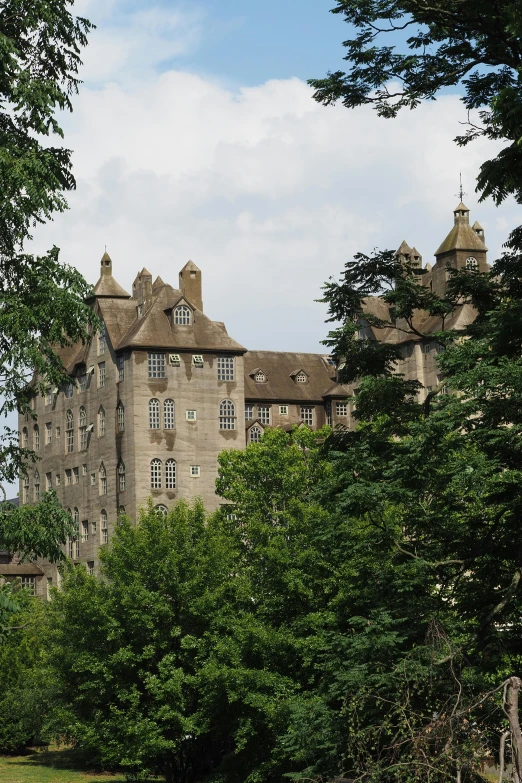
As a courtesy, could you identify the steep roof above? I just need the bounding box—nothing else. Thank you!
[93,274,131,298]
[244,351,335,402]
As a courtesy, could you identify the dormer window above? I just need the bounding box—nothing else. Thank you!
[192,355,204,367]
[295,371,307,383]
[254,371,266,383]
[174,305,191,325]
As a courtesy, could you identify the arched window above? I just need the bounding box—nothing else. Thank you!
[74,507,79,525]
[100,510,108,544]
[295,371,307,383]
[99,462,107,495]
[22,475,29,503]
[149,399,160,429]
[118,461,125,492]
[254,371,266,383]
[155,504,168,515]
[34,469,40,501]
[249,426,262,443]
[466,256,478,271]
[98,322,106,355]
[22,427,28,448]
[79,406,88,450]
[67,510,74,558]
[33,424,40,451]
[151,458,162,489]
[219,399,235,430]
[164,399,175,429]
[98,406,106,437]
[117,402,125,432]
[66,410,74,452]
[174,305,191,325]
[165,458,176,489]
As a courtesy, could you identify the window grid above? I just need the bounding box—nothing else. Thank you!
[98,323,106,355]
[81,520,88,543]
[245,404,253,421]
[22,428,28,448]
[118,356,125,381]
[249,426,262,444]
[217,357,235,381]
[33,425,40,451]
[190,465,200,477]
[118,462,126,492]
[65,382,74,398]
[66,410,74,452]
[279,405,288,415]
[151,459,162,489]
[98,407,106,437]
[186,410,196,421]
[325,402,332,426]
[174,305,191,325]
[22,476,29,503]
[254,371,266,383]
[101,511,108,544]
[99,463,107,495]
[164,399,175,429]
[148,352,166,378]
[78,374,88,392]
[66,469,72,486]
[149,399,160,429]
[336,403,348,416]
[117,402,125,432]
[73,467,79,484]
[45,422,52,444]
[79,406,88,450]
[155,504,168,515]
[20,576,36,595]
[165,459,176,489]
[295,372,307,383]
[98,362,106,387]
[219,399,236,430]
[34,470,40,501]
[258,406,270,425]
[192,354,204,367]
[45,472,52,491]
[301,406,314,426]
[45,389,52,406]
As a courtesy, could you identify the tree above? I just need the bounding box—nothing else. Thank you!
[309,0,522,209]
[0,1,97,491]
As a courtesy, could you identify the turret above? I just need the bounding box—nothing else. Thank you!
[179,260,203,312]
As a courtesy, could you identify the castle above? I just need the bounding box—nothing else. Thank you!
[5,201,488,596]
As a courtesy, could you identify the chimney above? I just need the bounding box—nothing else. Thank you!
[179,260,203,311]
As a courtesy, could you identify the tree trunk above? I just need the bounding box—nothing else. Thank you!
[498,730,509,783]
[504,677,522,783]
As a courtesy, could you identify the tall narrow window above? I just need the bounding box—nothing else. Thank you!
[164,399,175,429]
[98,406,106,437]
[33,425,40,451]
[81,520,88,543]
[300,406,314,426]
[98,362,106,387]
[219,400,236,430]
[74,507,79,527]
[148,352,166,378]
[174,305,191,325]
[149,398,160,429]
[46,472,52,491]
[98,322,106,355]
[79,406,88,450]
[245,404,253,421]
[217,357,235,381]
[79,373,88,392]
[22,476,29,503]
[22,427,28,448]
[45,422,52,444]
[151,458,162,489]
[45,389,52,406]
[165,458,176,489]
[65,382,74,398]
[118,355,125,381]
[257,406,270,425]
[325,402,332,426]
[118,461,126,492]
[21,576,36,595]
[99,462,107,495]
[100,510,108,544]
[66,410,74,452]
[249,426,262,443]
[34,470,40,501]
[117,402,125,432]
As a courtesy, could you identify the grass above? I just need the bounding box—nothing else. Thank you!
[0,747,162,783]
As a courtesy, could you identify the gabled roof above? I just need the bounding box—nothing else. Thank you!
[244,351,335,402]
[396,240,412,256]
[322,382,352,398]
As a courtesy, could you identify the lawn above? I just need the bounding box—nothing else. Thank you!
[0,748,162,783]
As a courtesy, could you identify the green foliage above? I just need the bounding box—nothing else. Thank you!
[309,0,522,206]
[0,589,53,752]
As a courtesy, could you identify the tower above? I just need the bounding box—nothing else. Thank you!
[430,202,488,296]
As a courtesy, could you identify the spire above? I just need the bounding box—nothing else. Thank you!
[93,251,131,298]
[435,203,487,257]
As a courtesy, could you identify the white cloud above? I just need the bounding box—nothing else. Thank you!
[31,70,517,357]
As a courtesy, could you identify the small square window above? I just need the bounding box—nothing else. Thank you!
[279,405,288,415]
[186,410,197,421]
[190,465,201,477]
[169,354,181,366]
[336,403,348,416]
[192,355,204,367]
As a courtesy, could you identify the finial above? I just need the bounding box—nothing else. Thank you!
[455,172,467,203]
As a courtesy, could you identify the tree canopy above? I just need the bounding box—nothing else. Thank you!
[309,0,522,208]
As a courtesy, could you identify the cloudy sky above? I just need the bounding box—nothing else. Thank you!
[24,0,516,354]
